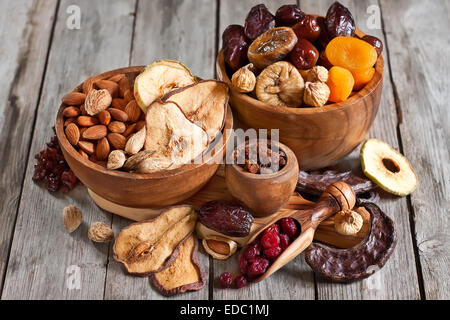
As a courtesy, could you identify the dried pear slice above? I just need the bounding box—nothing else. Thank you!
[142,100,209,173]
[134,60,196,112]
[113,205,197,275]
[248,27,298,69]
[361,139,418,196]
[163,80,229,142]
[150,234,206,296]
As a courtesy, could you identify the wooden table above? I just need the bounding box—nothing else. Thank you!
[0,0,448,300]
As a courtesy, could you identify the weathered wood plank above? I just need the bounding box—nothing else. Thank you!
[301,0,420,299]
[214,0,316,300]
[1,0,136,299]
[380,0,450,300]
[103,0,217,300]
[0,0,58,293]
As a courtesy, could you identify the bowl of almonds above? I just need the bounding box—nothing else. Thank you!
[56,64,233,208]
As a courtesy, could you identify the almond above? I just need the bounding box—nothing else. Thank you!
[77,116,99,127]
[111,98,127,110]
[62,92,86,105]
[96,137,110,160]
[85,89,112,116]
[78,141,95,154]
[107,133,126,150]
[98,110,111,125]
[63,106,80,118]
[83,77,96,94]
[107,150,126,170]
[123,123,137,138]
[108,108,128,122]
[119,77,132,97]
[123,89,135,102]
[78,149,89,159]
[82,125,107,140]
[95,80,119,98]
[135,120,146,131]
[108,121,126,134]
[108,74,126,83]
[125,127,146,155]
[65,123,80,146]
[124,100,141,122]
[64,117,77,127]
[80,104,88,115]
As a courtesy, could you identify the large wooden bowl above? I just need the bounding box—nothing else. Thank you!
[216,30,384,170]
[56,66,233,208]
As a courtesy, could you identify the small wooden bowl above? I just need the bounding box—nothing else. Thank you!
[56,66,234,208]
[225,140,299,217]
[216,29,384,170]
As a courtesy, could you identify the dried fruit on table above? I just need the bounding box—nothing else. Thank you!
[162,80,229,142]
[107,150,126,170]
[244,4,275,40]
[88,222,114,243]
[125,127,146,155]
[150,234,206,296]
[222,25,250,72]
[288,38,319,70]
[275,4,305,26]
[114,205,197,275]
[197,201,254,238]
[134,60,196,112]
[325,1,355,38]
[325,36,378,72]
[360,138,418,196]
[352,67,375,90]
[361,35,383,56]
[327,66,354,102]
[292,15,321,42]
[231,63,256,93]
[62,205,82,233]
[219,272,233,288]
[303,81,330,107]
[334,209,363,235]
[255,61,305,108]
[248,27,298,69]
[84,89,112,116]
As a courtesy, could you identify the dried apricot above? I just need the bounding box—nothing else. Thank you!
[325,37,377,72]
[327,66,354,103]
[352,67,375,90]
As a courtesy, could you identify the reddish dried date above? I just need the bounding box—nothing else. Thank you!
[289,38,319,70]
[222,25,250,71]
[244,4,276,40]
[292,15,321,43]
[197,201,254,237]
[325,1,355,38]
[275,5,305,26]
[362,35,383,56]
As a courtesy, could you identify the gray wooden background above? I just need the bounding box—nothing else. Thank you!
[0,0,448,300]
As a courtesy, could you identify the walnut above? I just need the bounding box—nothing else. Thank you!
[85,89,112,116]
[303,81,330,107]
[88,222,114,243]
[62,205,82,233]
[306,66,329,83]
[107,150,126,170]
[231,64,256,93]
[334,209,363,235]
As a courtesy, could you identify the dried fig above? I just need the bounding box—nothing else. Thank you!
[222,25,250,72]
[255,61,305,108]
[244,4,276,40]
[325,1,355,38]
[248,27,298,69]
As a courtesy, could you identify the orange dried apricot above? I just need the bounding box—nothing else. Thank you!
[325,36,377,72]
[352,67,375,90]
[327,66,354,103]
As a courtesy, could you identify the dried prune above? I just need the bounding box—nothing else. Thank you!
[325,1,355,38]
[197,200,254,237]
[244,4,275,40]
[292,15,321,43]
[315,17,331,50]
[222,25,250,72]
[275,5,305,26]
[289,38,319,70]
[362,35,383,56]
[317,50,333,69]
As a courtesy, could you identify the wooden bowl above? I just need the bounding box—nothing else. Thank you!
[56,66,233,208]
[225,139,299,217]
[216,29,384,170]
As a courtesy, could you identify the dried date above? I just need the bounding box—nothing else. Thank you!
[325,1,355,38]
[244,4,276,40]
[275,5,305,26]
[362,35,383,56]
[222,25,250,72]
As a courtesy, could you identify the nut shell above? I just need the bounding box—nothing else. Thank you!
[202,236,238,260]
[88,222,114,243]
[85,89,112,116]
[63,205,82,233]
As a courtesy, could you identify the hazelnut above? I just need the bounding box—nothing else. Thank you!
[303,81,330,107]
[88,222,114,243]
[231,64,256,93]
[306,65,328,83]
[334,209,364,235]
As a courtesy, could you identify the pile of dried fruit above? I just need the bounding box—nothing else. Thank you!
[223,2,382,107]
[61,60,229,173]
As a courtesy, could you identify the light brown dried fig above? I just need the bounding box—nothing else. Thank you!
[231,64,256,93]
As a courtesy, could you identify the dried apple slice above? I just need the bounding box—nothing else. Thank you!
[134,60,196,112]
[163,80,229,142]
[113,205,197,275]
[150,234,206,296]
[142,100,208,173]
[361,139,418,196]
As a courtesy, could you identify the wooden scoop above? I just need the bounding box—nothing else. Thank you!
[240,181,356,282]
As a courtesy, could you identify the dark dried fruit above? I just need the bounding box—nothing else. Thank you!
[244,241,261,260]
[239,255,249,274]
[261,232,280,249]
[247,257,269,277]
[315,17,331,50]
[219,272,233,288]
[197,201,254,237]
[317,50,333,69]
[234,275,248,288]
[275,5,305,26]
[325,1,355,38]
[280,217,298,239]
[222,25,250,71]
[244,4,276,40]
[289,38,319,70]
[263,246,282,260]
[264,224,280,235]
[279,233,290,250]
[362,35,383,56]
[292,15,321,43]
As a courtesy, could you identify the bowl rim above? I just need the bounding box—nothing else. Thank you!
[217,28,385,115]
[56,66,234,180]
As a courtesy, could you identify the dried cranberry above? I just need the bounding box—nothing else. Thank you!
[264,224,280,235]
[219,272,233,288]
[261,232,280,249]
[247,257,269,277]
[239,256,249,274]
[275,5,305,26]
[263,246,282,260]
[244,241,261,260]
[280,217,298,239]
[279,233,291,250]
[244,4,276,40]
[234,275,248,289]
